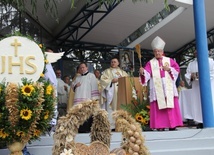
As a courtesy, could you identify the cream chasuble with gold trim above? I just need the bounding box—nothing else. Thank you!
[150,57,174,109]
[100,67,128,110]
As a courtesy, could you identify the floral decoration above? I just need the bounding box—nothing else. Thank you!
[121,74,150,130]
[0,78,56,145]
[0,34,56,146]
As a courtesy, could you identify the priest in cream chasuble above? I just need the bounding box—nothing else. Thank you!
[100,57,128,129]
[139,36,183,130]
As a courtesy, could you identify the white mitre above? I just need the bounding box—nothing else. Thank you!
[151,36,166,50]
[45,52,64,63]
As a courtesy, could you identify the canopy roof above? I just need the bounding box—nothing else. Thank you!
[24,0,214,53]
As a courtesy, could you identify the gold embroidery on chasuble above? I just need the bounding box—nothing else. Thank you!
[111,68,122,78]
[150,57,174,109]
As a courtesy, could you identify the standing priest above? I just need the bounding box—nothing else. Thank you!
[185,50,214,128]
[71,62,100,133]
[100,57,128,129]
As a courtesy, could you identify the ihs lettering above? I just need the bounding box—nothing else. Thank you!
[1,39,37,74]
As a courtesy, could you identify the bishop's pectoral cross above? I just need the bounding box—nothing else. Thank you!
[158,59,163,71]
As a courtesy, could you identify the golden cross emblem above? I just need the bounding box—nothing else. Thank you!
[11,38,21,57]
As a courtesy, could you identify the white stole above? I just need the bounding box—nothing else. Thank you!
[150,57,174,109]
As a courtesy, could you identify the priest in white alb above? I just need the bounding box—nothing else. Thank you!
[185,50,214,128]
[71,62,100,133]
[139,36,183,131]
[72,63,100,105]
[45,47,63,127]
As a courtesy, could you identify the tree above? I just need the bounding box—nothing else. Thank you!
[1,0,168,21]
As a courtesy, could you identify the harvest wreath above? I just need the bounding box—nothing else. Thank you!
[52,100,150,155]
[52,100,111,155]
[112,110,150,155]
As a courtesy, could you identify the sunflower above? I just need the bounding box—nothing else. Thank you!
[40,73,45,78]
[16,131,24,137]
[44,59,49,64]
[143,119,149,125]
[2,133,9,139]
[20,109,32,120]
[21,84,35,96]
[44,111,49,119]
[135,113,144,123]
[39,44,43,48]
[46,85,53,95]
[0,129,8,139]
[0,129,4,137]
[33,129,41,137]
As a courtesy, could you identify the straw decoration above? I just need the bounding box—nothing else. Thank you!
[135,44,142,66]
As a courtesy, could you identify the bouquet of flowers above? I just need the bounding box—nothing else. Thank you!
[121,75,150,130]
[0,77,56,145]
[0,38,56,148]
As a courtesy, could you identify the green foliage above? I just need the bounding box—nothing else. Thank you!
[1,0,60,21]
[121,98,148,117]
[1,0,169,21]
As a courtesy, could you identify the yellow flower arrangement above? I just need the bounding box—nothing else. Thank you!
[135,106,150,125]
[126,95,150,130]
[121,74,150,130]
[0,33,56,151]
[0,78,56,145]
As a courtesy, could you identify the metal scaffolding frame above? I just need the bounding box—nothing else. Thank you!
[172,27,214,67]
[53,0,122,46]
[1,1,214,69]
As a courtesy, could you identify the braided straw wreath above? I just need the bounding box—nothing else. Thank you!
[52,100,111,155]
[112,110,150,155]
[52,100,149,155]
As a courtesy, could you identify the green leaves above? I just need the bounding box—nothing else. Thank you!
[1,0,169,22]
